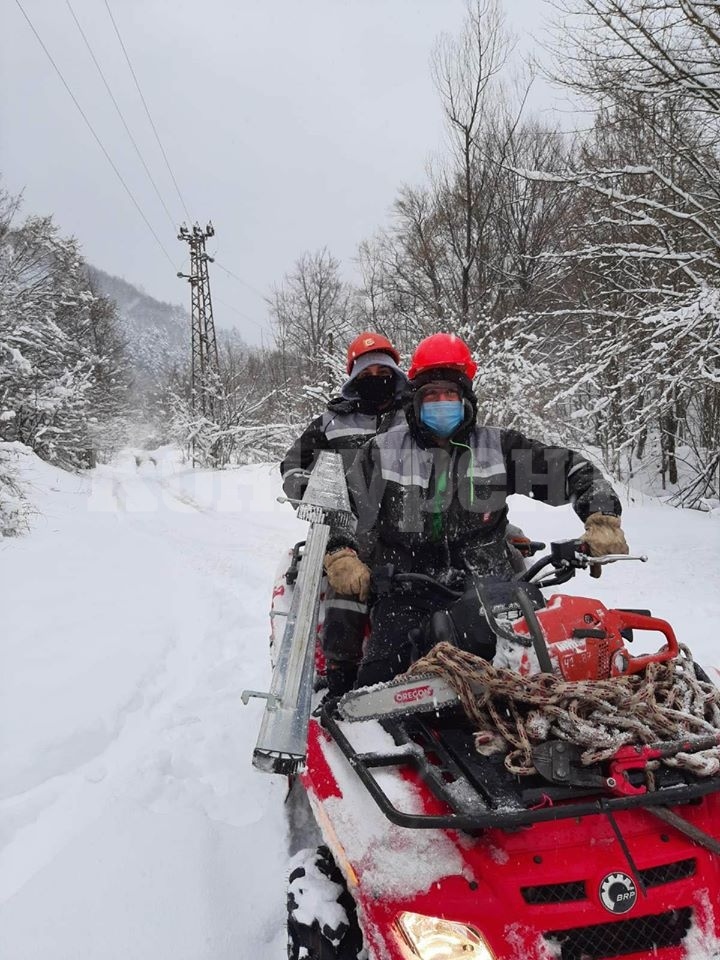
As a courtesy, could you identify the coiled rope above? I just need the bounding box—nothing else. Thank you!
[405,642,720,782]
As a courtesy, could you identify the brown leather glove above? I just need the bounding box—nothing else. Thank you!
[324,548,371,601]
[582,513,629,578]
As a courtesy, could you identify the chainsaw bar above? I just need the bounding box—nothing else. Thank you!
[337,674,467,722]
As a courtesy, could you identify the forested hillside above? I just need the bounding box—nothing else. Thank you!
[87,266,187,392]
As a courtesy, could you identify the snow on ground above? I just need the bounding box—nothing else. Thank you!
[0,445,304,960]
[0,444,718,959]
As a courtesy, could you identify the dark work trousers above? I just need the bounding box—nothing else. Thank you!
[355,592,445,689]
[322,587,368,693]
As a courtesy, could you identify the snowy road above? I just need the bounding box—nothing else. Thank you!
[1,445,719,959]
[0,447,304,959]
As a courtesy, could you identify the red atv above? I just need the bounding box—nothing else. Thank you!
[286,542,720,960]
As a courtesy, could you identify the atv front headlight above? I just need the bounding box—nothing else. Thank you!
[396,911,495,959]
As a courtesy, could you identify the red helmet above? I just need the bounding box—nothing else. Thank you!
[346,331,400,374]
[408,333,477,380]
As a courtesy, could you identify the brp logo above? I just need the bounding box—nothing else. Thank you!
[599,872,638,914]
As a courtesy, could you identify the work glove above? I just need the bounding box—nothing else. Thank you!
[582,513,629,578]
[323,548,371,602]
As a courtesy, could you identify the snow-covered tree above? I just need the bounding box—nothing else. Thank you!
[0,190,130,471]
[269,248,356,382]
[459,312,560,440]
[519,0,720,494]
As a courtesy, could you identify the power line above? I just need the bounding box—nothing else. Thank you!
[214,294,268,332]
[178,249,268,332]
[213,260,273,331]
[214,259,268,301]
[66,0,178,232]
[78,1,267,332]
[104,0,192,223]
[13,0,176,270]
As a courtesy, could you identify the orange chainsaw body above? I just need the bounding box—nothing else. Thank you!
[513,595,679,681]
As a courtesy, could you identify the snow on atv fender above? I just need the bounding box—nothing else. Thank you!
[301,717,472,958]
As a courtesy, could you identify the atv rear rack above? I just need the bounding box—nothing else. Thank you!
[321,704,720,832]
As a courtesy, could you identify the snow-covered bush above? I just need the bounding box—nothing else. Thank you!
[0,443,29,536]
[164,360,302,468]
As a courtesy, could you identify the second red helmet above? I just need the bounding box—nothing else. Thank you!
[408,333,477,381]
[346,331,400,374]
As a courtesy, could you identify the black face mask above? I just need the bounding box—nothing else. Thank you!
[354,375,395,407]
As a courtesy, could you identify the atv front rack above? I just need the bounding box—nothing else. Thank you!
[321,704,720,832]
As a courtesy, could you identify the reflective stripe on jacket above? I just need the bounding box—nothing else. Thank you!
[280,399,400,498]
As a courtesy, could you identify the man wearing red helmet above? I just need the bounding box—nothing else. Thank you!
[323,332,629,689]
[280,331,407,501]
[280,331,408,696]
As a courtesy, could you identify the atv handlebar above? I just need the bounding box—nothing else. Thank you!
[375,539,649,598]
[520,539,647,588]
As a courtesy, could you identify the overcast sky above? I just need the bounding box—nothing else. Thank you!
[1,0,561,344]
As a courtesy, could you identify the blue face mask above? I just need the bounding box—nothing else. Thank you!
[420,400,464,438]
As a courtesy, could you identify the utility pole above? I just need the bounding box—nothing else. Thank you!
[177,222,221,463]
